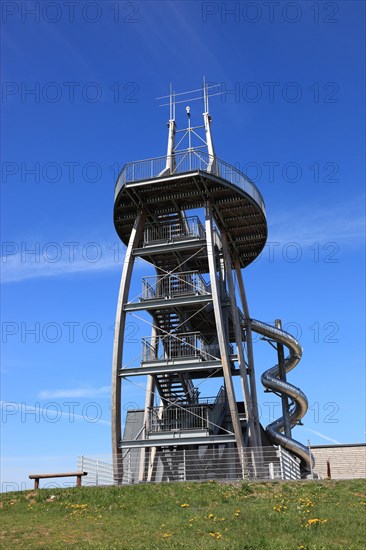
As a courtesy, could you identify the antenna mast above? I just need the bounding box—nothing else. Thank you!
[159,79,220,175]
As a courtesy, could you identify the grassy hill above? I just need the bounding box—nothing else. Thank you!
[1,479,365,549]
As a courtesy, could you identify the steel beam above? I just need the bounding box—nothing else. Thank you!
[120,434,236,449]
[124,294,212,312]
[111,209,147,484]
[133,239,207,257]
[234,258,262,448]
[205,201,246,465]
[220,229,259,449]
[119,359,222,378]
[138,369,156,481]
[275,319,292,439]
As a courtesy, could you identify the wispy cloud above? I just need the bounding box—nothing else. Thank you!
[268,202,365,246]
[261,413,342,444]
[1,242,150,284]
[38,386,111,399]
[303,427,341,445]
[0,401,111,426]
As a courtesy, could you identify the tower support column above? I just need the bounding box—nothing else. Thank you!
[138,374,155,482]
[220,229,259,449]
[275,319,292,439]
[138,324,158,482]
[205,202,246,473]
[234,258,262,449]
[111,209,147,484]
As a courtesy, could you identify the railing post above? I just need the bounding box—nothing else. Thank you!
[128,453,132,484]
[183,448,186,481]
[308,440,314,479]
[279,446,284,480]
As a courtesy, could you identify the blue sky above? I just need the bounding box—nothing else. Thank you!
[1,1,365,490]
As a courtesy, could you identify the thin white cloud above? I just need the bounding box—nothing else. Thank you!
[261,413,342,444]
[39,386,111,399]
[268,202,365,246]
[0,242,150,284]
[0,401,111,426]
[303,427,341,445]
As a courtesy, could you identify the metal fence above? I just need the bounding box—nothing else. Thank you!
[77,443,366,486]
[115,149,265,215]
[148,405,210,433]
[143,215,205,245]
[141,271,210,301]
[148,388,227,434]
[77,456,114,486]
[133,446,300,484]
[78,445,301,486]
[142,332,219,363]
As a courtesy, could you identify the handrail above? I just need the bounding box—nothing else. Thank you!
[143,215,206,245]
[142,331,214,363]
[114,149,265,215]
[141,271,210,300]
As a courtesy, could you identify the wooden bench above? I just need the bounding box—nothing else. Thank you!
[29,471,88,490]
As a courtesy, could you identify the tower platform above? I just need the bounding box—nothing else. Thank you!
[114,150,267,269]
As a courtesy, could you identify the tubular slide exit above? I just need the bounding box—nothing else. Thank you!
[251,319,315,474]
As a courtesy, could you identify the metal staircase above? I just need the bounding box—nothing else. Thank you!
[155,372,198,405]
[152,285,199,406]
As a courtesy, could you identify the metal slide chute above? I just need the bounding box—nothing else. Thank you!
[250,319,315,475]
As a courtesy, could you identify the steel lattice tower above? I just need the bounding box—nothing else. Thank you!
[111,83,314,484]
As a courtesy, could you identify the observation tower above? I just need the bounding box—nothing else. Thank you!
[112,83,314,484]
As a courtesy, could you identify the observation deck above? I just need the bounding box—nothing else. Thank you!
[114,149,267,268]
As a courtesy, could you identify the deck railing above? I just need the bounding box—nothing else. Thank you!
[115,149,265,215]
[141,271,210,301]
[142,333,232,363]
[142,332,220,363]
[148,404,210,433]
[143,215,205,245]
[147,387,226,433]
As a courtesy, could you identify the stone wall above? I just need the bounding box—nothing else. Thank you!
[312,444,366,479]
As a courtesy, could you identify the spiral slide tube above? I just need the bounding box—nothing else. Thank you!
[250,319,315,474]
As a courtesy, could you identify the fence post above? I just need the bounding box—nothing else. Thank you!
[279,446,284,480]
[308,440,314,479]
[96,459,99,486]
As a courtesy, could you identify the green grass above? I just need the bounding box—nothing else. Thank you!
[1,479,365,549]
